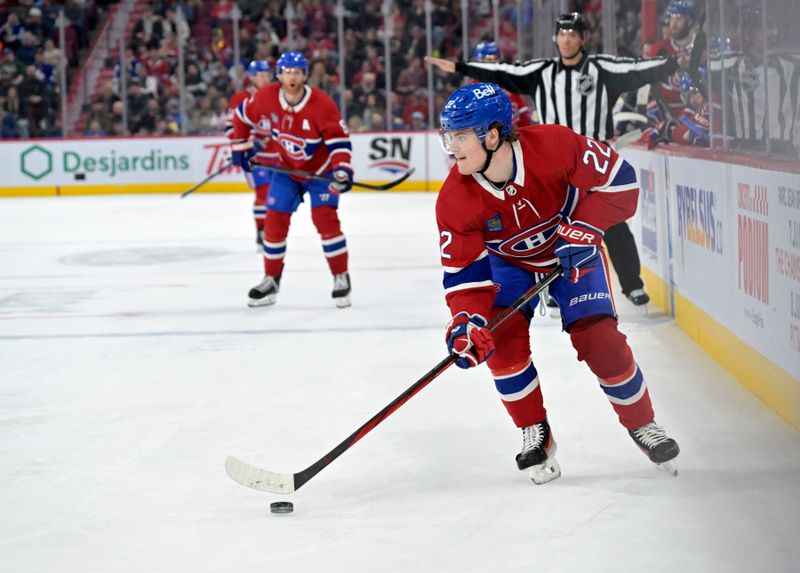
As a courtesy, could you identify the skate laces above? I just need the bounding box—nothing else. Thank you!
[522,423,545,452]
[631,422,669,447]
[333,273,349,290]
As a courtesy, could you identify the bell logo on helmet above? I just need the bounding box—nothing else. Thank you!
[472,85,497,99]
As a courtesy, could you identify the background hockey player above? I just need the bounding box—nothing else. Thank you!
[470,41,531,128]
[425,12,680,308]
[231,50,354,308]
[436,83,680,484]
[225,59,278,249]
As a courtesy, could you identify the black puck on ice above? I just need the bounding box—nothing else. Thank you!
[270,501,294,514]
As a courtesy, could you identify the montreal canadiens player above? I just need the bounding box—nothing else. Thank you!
[646,0,703,119]
[231,51,354,308]
[471,42,531,128]
[436,83,679,483]
[226,59,278,249]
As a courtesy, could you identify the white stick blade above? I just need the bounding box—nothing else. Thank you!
[225,456,295,494]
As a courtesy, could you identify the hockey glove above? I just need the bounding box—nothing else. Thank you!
[231,139,255,173]
[554,221,603,284]
[329,167,353,194]
[446,312,495,369]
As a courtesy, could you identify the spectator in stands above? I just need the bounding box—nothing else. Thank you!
[0,47,23,87]
[395,57,426,96]
[1,12,24,52]
[16,31,41,66]
[18,64,47,135]
[409,110,426,131]
[42,39,64,72]
[133,6,164,50]
[85,118,105,137]
[126,79,150,129]
[24,7,45,39]
[2,84,23,136]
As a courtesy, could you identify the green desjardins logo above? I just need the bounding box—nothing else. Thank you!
[20,144,53,180]
[20,145,190,180]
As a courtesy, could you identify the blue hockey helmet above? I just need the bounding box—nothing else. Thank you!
[247,59,271,76]
[439,83,512,150]
[473,41,501,61]
[667,0,696,20]
[276,51,308,74]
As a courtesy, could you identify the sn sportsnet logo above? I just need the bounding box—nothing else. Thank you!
[472,85,497,99]
[569,292,610,307]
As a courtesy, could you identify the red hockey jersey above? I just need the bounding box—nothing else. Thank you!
[646,36,697,116]
[232,83,352,176]
[436,125,639,318]
[228,88,279,165]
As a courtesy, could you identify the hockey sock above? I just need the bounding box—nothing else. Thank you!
[569,315,654,429]
[263,210,292,276]
[311,206,348,275]
[487,311,547,427]
[254,184,268,232]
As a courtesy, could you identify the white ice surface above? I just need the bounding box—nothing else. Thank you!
[1,192,798,573]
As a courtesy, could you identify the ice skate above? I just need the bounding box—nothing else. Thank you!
[629,421,680,476]
[332,272,351,308]
[247,274,280,307]
[516,418,561,484]
[546,294,560,319]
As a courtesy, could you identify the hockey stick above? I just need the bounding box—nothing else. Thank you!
[613,111,649,125]
[247,160,416,191]
[180,162,233,198]
[611,128,644,151]
[225,266,562,494]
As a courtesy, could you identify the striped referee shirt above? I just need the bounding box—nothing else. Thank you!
[711,51,800,152]
[456,53,676,141]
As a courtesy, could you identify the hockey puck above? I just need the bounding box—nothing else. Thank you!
[270,501,294,514]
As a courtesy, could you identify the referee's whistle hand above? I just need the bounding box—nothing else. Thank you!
[424,56,455,74]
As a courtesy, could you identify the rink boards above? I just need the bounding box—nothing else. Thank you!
[621,146,800,430]
[0,133,450,196]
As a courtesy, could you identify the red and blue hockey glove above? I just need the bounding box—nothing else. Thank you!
[554,221,604,284]
[231,139,255,173]
[329,166,353,194]
[445,312,495,369]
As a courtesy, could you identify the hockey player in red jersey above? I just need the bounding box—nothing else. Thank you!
[436,83,679,484]
[231,51,353,308]
[471,42,531,128]
[226,59,278,249]
[646,0,703,119]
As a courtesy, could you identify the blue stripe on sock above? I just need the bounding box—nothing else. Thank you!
[601,367,644,401]
[494,363,538,396]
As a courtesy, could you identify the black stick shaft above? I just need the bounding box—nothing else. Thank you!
[180,162,232,198]
[247,161,415,191]
[292,267,562,491]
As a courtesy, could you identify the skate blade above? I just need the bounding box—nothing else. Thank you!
[528,457,562,485]
[657,459,678,476]
[247,295,277,307]
[548,308,561,319]
[334,295,351,308]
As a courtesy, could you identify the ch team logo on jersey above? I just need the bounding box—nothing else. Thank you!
[492,215,561,258]
[278,133,309,160]
[257,118,271,132]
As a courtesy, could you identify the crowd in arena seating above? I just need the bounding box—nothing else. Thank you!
[0,1,681,140]
[0,0,102,138]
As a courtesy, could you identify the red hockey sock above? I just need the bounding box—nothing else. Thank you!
[254,184,268,231]
[487,311,547,427]
[263,210,291,276]
[569,315,654,429]
[311,206,348,275]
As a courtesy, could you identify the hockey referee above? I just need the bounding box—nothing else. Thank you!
[426,12,679,306]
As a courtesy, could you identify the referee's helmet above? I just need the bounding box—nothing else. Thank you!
[555,12,588,36]
[439,83,513,145]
